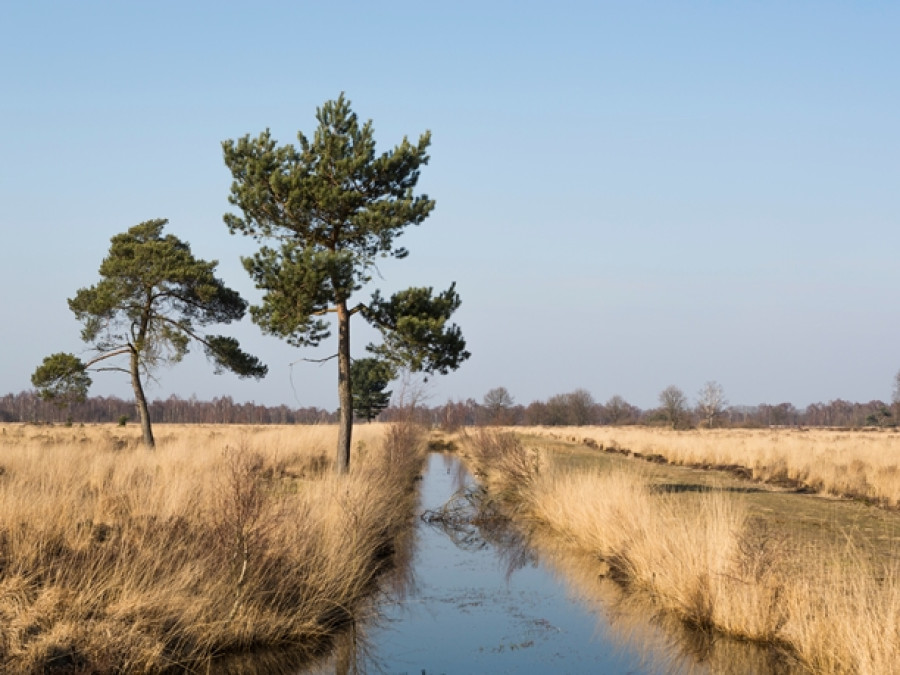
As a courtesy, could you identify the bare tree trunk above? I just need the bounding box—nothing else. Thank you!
[130,348,155,448]
[336,301,352,474]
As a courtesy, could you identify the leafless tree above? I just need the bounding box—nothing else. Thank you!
[566,389,597,426]
[601,394,639,425]
[696,381,727,429]
[483,387,516,425]
[659,385,688,429]
[542,389,597,426]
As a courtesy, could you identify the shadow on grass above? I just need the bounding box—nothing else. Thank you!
[651,482,766,495]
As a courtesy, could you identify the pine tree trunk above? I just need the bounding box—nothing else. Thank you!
[336,301,352,474]
[130,348,155,449]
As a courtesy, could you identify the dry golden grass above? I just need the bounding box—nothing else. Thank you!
[464,430,900,674]
[780,550,900,674]
[532,537,795,674]
[522,425,900,507]
[0,422,423,673]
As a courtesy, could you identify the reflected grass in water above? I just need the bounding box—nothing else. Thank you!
[337,453,690,674]
[532,534,798,675]
[467,430,900,674]
[422,484,534,571]
[429,466,792,673]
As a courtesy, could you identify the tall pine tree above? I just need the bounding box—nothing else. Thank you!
[222,94,469,472]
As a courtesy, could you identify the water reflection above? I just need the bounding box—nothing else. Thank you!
[432,462,796,674]
[309,454,796,674]
[421,483,536,580]
[531,540,798,675]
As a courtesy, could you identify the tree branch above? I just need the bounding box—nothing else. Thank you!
[94,366,131,374]
[348,303,369,316]
[291,354,339,365]
[83,347,133,369]
[156,314,206,346]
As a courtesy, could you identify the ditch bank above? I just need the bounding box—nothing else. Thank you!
[462,429,900,674]
[310,450,786,674]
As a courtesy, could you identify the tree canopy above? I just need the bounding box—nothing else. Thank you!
[223,94,469,471]
[31,352,91,407]
[32,219,267,446]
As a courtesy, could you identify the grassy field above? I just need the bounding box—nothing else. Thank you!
[0,422,423,673]
[461,428,900,674]
[526,425,900,506]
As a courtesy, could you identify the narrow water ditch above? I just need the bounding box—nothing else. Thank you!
[308,453,790,674]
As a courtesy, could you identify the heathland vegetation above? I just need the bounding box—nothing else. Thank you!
[462,429,900,674]
[0,422,423,673]
[11,90,900,673]
[8,92,473,670]
[532,425,900,507]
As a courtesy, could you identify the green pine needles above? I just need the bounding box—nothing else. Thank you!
[32,219,267,447]
[350,358,395,423]
[223,94,469,472]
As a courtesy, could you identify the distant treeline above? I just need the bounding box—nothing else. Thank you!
[383,391,898,430]
[2,389,896,429]
[0,392,336,426]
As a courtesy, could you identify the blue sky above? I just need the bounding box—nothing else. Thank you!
[2,1,898,411]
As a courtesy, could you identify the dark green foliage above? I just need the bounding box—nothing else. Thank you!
[31,352,91,407]
[865,407,892,427]
[366,284,470,377]
[66,219,266,378]
[223,94,469,471]
[222,94,436,347]
[350,358,395,422]
[33,219,266,445]
[203,335,269,378]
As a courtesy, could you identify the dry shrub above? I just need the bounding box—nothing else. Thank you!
[0,422,424,673]
[366,420,426,488]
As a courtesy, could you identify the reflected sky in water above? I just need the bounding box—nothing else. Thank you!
[359,453,704,674]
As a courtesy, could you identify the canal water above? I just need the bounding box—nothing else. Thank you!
[310,453,787,674]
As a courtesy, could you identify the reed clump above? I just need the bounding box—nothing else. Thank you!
[0,422,424,673]
[466,430,900,674]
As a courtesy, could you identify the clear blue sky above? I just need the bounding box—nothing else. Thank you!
[2,1,898,411]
